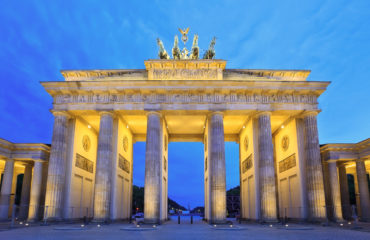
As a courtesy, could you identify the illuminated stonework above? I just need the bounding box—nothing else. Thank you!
[82,135,91,152]
[0,22,367,226]
[2,57,368,225]
[39,58,332,224]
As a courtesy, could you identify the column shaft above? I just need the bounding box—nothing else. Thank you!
[0,159,15,220]
[93,112,114,221]
[209,112,226,223]
[303,112,326,220]
[44,112,69,219]
[338,164,351,219]
[257,112,277,221]
[327,162,343,221]
[19,164,33,219]
[356,160,370,221]
[28,161,43,221]
[144,112,162,224]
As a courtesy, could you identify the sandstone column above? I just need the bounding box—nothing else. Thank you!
[338,164,351,220]
[44,111,70,219]
[356,160,370,221]
[257,112,277,222]
[28,161,44,221]
[208,112,226,224]
[303,111,326,220]
[144,112,162,224]
[93,111,114,222]
[19,164,33,219]
[327,162,343,221]
[0,159,15,220]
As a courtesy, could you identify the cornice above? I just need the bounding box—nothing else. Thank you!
[41,80,330,96]
[320,138,370,161]
[60,66,311,82]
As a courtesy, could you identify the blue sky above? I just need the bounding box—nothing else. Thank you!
[0,0,369,208]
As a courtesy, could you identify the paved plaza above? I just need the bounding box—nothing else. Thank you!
[1,217,370,240]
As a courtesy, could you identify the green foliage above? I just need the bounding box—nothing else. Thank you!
[227,185,240,196]
[132,185,186,212]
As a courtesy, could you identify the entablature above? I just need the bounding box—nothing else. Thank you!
[60,60,311,82]
[320,138,370,162]
[0,138,50,162]
[42,80,328,112]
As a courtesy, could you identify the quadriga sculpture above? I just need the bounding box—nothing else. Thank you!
[203,37,216,60]
[172,35,181,60]
[189,34,199,60]
[157,38,170,59]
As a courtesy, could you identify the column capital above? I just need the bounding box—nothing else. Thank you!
[301,110,320,118]
[146,111,162,117]
[337,161,348,168]
[98,111,115,117]
[51,110,71,118]
[254,111,272,118]
[207,111,224,118]
[356,158,367,162]
[23,161,34,167]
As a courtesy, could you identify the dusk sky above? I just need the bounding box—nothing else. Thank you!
[0,0,369,208]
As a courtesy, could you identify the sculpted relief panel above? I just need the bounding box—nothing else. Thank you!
[151,69,219,80]
[54,91,318,105]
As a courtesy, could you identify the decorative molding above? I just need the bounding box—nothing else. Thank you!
[244,136,249,152]
[164,135,168,151]
[205,157,208,171]
[123,136,128,152]
[75,154,94,173]
[145,59,226,80]
[281,135,289,152]
[278,153,296,173]
[164,156,167,171]
[151,69,219,80]
[54,92,318,105]
[61,69,146,81]
[82,135,91,152]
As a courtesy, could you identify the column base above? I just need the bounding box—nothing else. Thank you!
[42,217,64,222]
[143,218,160,224]
[307,217,328,223]
[259,218,279,224]
[27,218,40,223]
[92,218,111,223]
[359,217,370,222]
[209,219,229,225]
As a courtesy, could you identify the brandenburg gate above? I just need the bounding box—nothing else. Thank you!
[39,48,332,223]
[0,31,369,224]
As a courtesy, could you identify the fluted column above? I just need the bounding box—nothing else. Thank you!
[303,111,326,220]
[208,112,226,224]
[257,112,277,222]
[356,160,370,221]
[338,164,351,219]
[19,164,33,219]
[93,111,114,221]
[0,159,15,220]
[44,111,70,219]
[327,162,343,221]
[144,112,162,224]
[28,161,44,221]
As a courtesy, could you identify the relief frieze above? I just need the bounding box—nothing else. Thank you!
[279,154,296,173]
[151,69,219,80]
[55,91,318,105]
